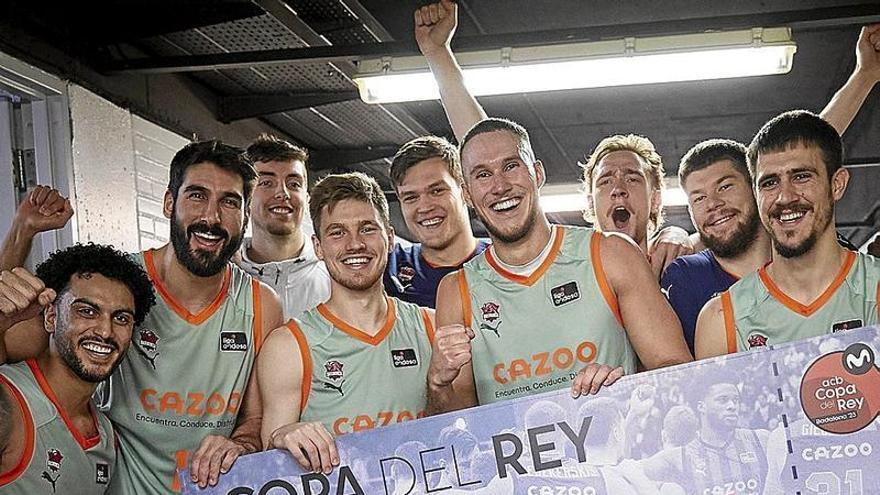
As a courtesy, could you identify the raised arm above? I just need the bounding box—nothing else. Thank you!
[0,268,56,364]
[415,0,487,141]
[0,186,73,271]
[820,24,880,135]
[427,271,478,414]
[600,233,693,368]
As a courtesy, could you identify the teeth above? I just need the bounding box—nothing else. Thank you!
[343,257,369,265]
[82,342,112,355]
[780,211,805,222]
[710,215,733,226]
[492,198,520,211]
[194,232,221,241]
[420,217,442,227]
[270,207,292,214]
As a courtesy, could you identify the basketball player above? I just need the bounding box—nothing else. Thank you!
[0,141,284,492]
[386,136,490,308]
[641,375,769,494]
[414,0,698,277]
[0,244,154,493]
[663,24,880,352]
[240,135,331,319]
[696,111,880,358]
[427,118,692,413]
[258,173,434,474]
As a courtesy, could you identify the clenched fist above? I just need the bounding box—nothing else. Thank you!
[428,323,474,388]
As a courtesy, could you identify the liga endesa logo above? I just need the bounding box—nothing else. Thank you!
[800,343,880,434]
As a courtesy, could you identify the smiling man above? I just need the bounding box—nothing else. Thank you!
[385,136,489,307]
[0,141,284,492]
[428,118,692,413]
[240,135,330,319]
[0,244,154,494]
[258,172,435,474]
[695,111,880,358]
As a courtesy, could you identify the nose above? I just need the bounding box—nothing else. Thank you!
[706,192,724,211]
[776,177,798,205]
[274,182,291,200]
[610,177,629,200]
[202,199,222,224]
[93,316,113,339]
[346,231,367,251]
[489,173,513,196]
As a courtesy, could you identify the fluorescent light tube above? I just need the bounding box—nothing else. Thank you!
[355,28,796,104]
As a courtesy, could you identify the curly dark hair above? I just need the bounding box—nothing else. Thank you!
[35,243,156,326]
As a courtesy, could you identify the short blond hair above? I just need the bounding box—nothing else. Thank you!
[581,134,665,232]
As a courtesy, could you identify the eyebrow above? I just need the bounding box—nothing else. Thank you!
[183,184,243,202]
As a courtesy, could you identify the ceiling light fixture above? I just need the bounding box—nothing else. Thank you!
[354,28,796,104]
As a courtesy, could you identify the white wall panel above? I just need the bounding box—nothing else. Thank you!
[68,84,139,252]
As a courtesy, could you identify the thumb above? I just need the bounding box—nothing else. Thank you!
[465,326,475,339]
[38,288,57,306]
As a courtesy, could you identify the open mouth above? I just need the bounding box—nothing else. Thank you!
[490,197,521,212]
[773,208,808,227]
[418,217,444,228]
[611,206,631,229]
[268,205,294,215]
[80,339,116,359]
[341,256,372,269]
[189,225,228,250]
[704,213,736,229]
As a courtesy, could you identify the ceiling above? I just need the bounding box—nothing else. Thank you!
[1,0,879,242]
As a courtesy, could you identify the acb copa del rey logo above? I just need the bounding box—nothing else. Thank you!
[800,342,880,434]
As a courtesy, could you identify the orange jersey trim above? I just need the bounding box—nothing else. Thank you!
[252,279,263,354]
[0,375,35,486]
[26,360,101,450]
[316,297,396,347]
[590,232,623,326]
[421,308,435,344]
[759,250,856,317]
[456,270,472,329]
[285,320,312,413]
[143,249,231,325]
[720,292,737,354]
[484,225,564,286]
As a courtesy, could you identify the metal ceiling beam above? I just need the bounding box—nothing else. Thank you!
[310,146,398,169]
[218,90,359,122]
[337,0,394,42]
[101,4,880,74]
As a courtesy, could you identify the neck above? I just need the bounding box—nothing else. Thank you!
[766,229,848,301]
[714,228,772,278]
[36,352,96,418]
[323,281,389,337]
[156,244,227,313]
[700,425,734,448]
[492,215,553,266]
[421,231,478,267]
[247,228,305,264]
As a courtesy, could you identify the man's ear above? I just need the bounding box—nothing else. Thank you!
[387,226,395,254]
[163,190,174,219]
[534,160,547,189]
[462,181,474,209]
[830,167,850,202]
[44,303,57,335]
[312,234,324,261]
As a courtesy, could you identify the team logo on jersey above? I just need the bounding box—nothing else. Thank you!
[832,319,863,333]
[397,264,415,286]
[391,348,419,368]
[220,331,248,352]
[41,449,63,492]
[747,332,768,349]
[739,451,758,463]
[323,360,345,396]
[479,301,502,337]
[137,329,160,369]
[550,281,580,307]
[95,463,109,484]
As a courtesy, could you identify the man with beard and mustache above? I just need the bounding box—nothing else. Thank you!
[695,111,880,358]
[0,244,154,494]
[257,172,435,474]
[240,135,331,319]
[640,375,769,494]
[415,0,698,281]
[662,25,880,353]
[0,141,284,492]
[427,118,692,413]
[385,136,489,308]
